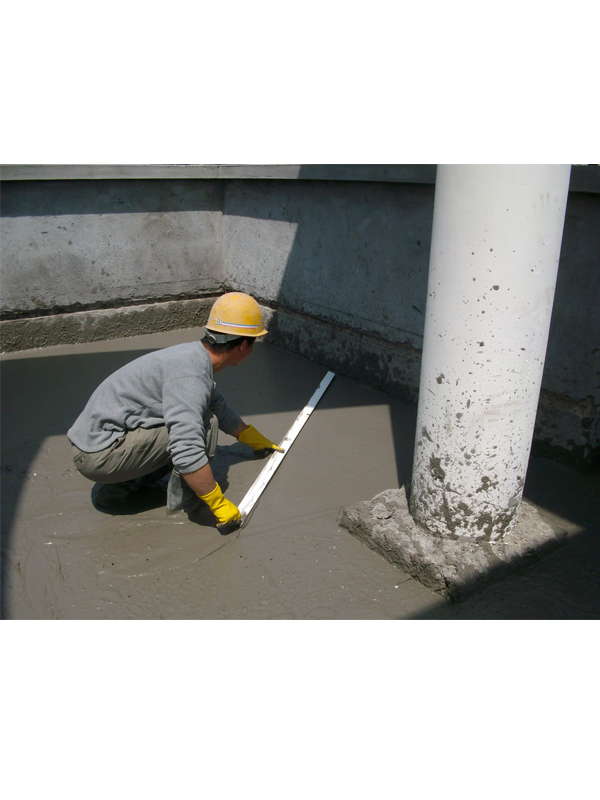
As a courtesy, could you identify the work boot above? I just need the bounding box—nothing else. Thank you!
[166,469,199,513]
[93,478,145,512]
[93,465,172,513]
[137,463,173,487]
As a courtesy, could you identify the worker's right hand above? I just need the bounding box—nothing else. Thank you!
[199,483,241,526]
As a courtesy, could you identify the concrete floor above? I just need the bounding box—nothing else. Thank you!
[2,328,599,619]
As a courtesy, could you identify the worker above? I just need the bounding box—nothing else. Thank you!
[67,292,283,525]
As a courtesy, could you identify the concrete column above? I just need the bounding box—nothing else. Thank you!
[409,165,571,540]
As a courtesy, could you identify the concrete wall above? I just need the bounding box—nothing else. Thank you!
[1,167,599,467]
[223,178,432,351]
[544,190,600,402]
[221,176,600,468]
[1,179,225,316]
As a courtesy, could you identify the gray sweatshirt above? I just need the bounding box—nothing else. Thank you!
[67,342,243,473]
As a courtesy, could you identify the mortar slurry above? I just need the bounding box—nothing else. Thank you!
[2,329,599,620]
[1,329,430,619]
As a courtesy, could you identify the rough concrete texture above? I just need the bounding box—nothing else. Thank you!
[0,179,224,316]
[5,163,599,189]
[261,306,423,405]
[533,390,599,471]
[0,297,214,352]
[3,178,598,403]
[223,179,432,352]
[2,177,598,466]
[1,164,440,183]
[409,166,571,539]
[339,487,564,601]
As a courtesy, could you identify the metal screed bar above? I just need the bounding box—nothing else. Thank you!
[236,370,335,529]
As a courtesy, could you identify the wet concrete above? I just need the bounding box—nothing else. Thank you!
[1,329,432,619]
[2,328,599,619]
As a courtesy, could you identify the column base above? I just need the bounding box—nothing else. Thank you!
[338,487,564,602]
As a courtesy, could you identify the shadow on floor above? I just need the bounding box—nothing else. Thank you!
[86,444,257,517]
[408,457,600,619]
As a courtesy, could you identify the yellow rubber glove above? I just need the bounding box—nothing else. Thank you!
[238,425,285,453]
[199,483,241,525]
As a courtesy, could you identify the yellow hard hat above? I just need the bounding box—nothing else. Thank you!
[205,292,267,339]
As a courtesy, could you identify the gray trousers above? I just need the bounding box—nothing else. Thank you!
[72,415,219,484]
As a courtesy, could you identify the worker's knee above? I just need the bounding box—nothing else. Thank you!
[72,443,121,483]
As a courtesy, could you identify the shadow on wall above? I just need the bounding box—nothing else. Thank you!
[544,191,600,404]
[1,179,224,218]
[224,175,434,350]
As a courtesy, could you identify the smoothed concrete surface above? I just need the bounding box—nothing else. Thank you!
[1,329,433,619]
[2,329,599,620]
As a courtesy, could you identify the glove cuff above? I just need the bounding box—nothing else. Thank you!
[238,425,258,445]
[198,483,223,508]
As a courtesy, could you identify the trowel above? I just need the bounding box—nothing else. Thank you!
[216,370,335,536]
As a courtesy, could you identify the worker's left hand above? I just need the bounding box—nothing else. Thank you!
[238,424,285,454]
